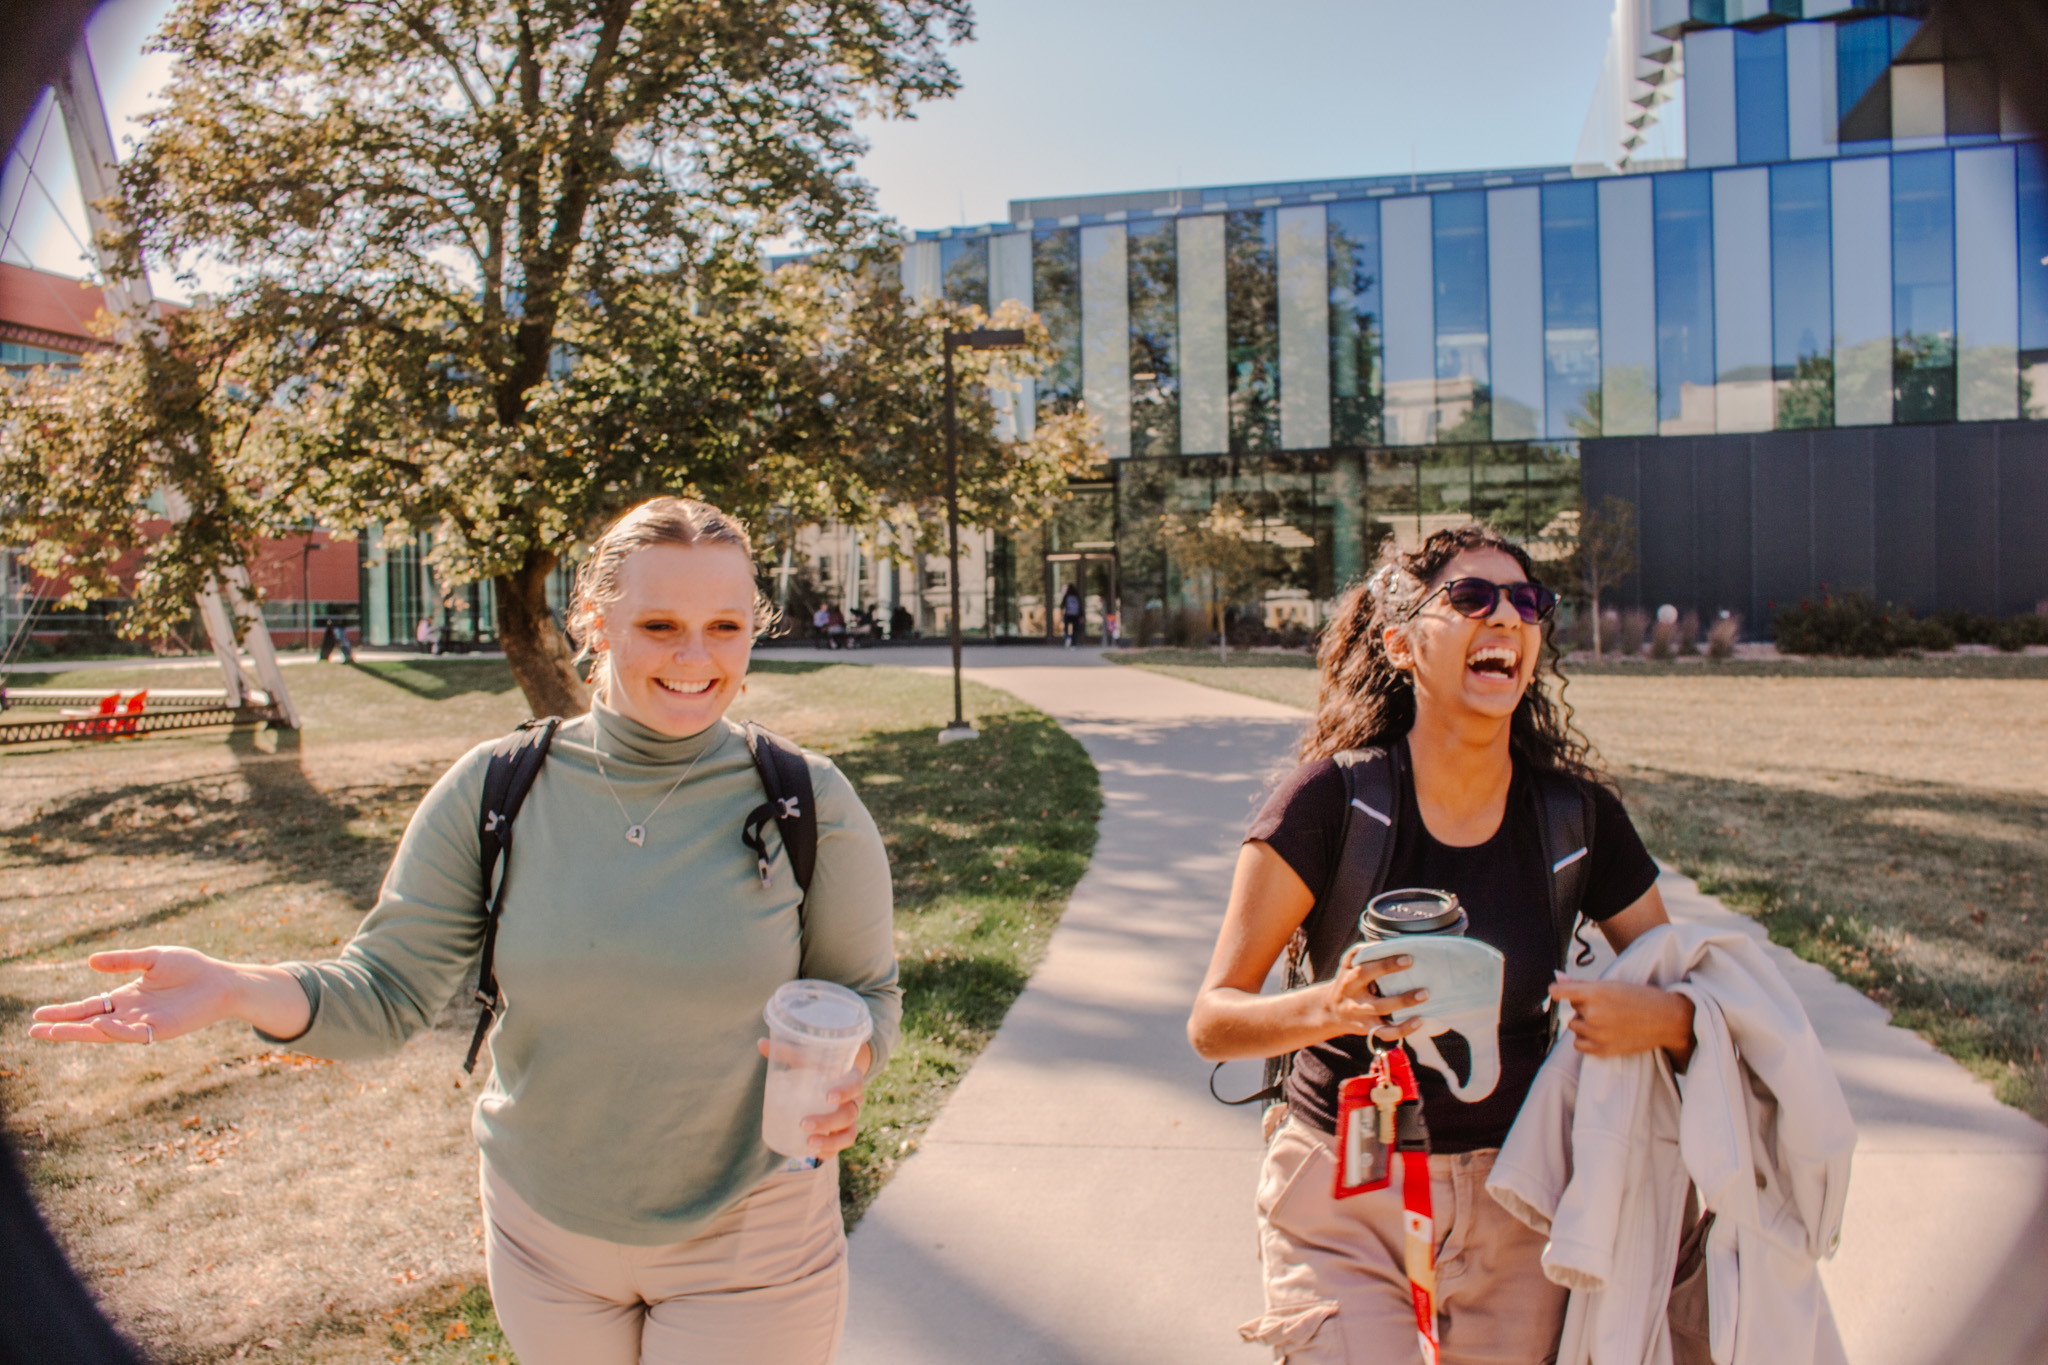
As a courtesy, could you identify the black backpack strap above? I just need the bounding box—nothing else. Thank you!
[741,719,819,938]
[1533,771,1598,1052]
[1210,745,1402,1109]
[465,716,561,1075]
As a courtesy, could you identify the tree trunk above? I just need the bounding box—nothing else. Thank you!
[495,549,590,719]
[1589,577,1603,659]
[1215,583,1227,664]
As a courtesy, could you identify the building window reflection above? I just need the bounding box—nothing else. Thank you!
[1226,209,1280,453]
[2021,146,2048,419]
[1655,172,1716,434]
[1892,149,1957,424]
[1328,200,1384,447]
[1734,26,1790,165]
[1032,227,1082,418]
[1770,161,1834,429]
[940,236,988,309]
[1433,191,1491,442]
[1542,182,1601,438]
[1127,220,1180,459]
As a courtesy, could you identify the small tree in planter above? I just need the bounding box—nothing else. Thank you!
[1564,496,1639,659]
[1161,496,1282,663]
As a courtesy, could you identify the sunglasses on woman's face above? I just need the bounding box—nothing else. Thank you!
[1406,577,1558,624]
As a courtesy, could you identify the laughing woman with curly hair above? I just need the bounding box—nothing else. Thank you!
[1191,525,1697,1365]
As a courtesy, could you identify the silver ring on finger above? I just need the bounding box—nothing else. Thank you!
[100,993,115,1015]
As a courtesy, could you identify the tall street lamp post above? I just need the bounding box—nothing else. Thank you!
[939,327,1026,744]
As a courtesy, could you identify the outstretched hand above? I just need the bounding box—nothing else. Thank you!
[29,947,228,1045]
[1548,977,1696,1066]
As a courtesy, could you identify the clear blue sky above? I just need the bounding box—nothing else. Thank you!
[1,0,1678,291]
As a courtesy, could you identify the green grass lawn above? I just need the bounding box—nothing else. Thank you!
[0,658,1097,1363]
[1112,648,2048,1118]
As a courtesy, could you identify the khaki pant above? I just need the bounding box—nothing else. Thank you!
[481,1157,847,1365]
[1242,1117,1567,1365]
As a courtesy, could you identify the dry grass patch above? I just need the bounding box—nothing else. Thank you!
[0,658,1096,1362]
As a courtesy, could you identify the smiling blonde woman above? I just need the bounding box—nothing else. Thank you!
[30,497,901,1365]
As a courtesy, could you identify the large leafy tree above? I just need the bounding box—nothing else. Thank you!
[7,0,1108,716]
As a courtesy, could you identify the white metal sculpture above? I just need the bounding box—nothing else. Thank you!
[47,38,299,727]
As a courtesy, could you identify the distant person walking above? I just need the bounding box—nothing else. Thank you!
[33,498,900,1365]
[1060,584,1083,648]
[318,618,354,664]
[1102,607,1119,649]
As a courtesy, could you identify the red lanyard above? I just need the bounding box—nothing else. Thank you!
[1334,1045,1438,1364]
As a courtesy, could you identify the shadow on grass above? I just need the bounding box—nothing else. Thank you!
[0,723,411,964]
[1620,764,2048,1115]
[348,659,521,701]
[747,657,841,675]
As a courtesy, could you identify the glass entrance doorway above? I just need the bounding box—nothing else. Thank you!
[1045,551,1118,645]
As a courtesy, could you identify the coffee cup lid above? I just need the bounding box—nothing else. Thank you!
[1364,888,1464,935]
[764,979,873,1042]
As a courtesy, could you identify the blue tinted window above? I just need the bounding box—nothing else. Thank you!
[1127,220,1179,459]
[1032,228,1082,417]
[1770,162,1833,428]
[1735,27,1789,165]
[1837,16,1919,146]
[1226,209,1279,453]
[1654,172,1715,430]
[940,237,989,308]
[1892,149,1956,423]
[2019,145,2048,363]
[1541,182,1601,438]
[1433,190,1490,441]
[1327,200,1382,446]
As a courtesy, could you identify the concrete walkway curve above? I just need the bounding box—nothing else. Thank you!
[830,646,2048,1365]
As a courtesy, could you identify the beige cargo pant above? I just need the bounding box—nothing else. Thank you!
[481,1156,847,1365]
[1242,1117,1566,1365]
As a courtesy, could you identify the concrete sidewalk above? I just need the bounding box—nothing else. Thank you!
[835,648,2048,1364]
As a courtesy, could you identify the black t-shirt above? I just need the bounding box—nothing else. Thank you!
[1245,749,1660,1152]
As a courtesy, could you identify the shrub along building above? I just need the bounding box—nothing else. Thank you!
[869,0,2046,642]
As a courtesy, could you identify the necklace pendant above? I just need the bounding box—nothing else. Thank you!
[625,824,646,847]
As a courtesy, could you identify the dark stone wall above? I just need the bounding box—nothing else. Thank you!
[1581,420,2048,628]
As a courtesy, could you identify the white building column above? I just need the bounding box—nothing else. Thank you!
[1487,186,1544,440]
[989,231,1036,439]
[1955,144,2020,422]
[1831,156,1894,426]
[1277,204,1332,450]
[1177,214,1228,455]
[1712,167,1774,432]
[1080,224,1131,461]
[1381,196,1436,446]
[1597,177,1658,435]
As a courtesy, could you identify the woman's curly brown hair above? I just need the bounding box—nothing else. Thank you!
[1300,524,1603,783]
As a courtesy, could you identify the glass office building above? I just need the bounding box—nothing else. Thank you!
[895,0,2048,638]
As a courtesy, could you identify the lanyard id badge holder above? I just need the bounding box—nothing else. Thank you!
[1333,1040,1440,1365]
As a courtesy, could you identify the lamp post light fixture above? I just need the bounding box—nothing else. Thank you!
[938,327,1027,744]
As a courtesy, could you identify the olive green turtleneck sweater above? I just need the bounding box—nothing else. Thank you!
[266,703,900,1245]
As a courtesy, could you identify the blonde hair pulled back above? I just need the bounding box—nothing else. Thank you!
[567,497,768,697]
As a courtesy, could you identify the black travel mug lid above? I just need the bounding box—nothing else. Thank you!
[1363,887,1465,936]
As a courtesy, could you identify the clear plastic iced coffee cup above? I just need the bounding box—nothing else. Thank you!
[761,979,873,1158]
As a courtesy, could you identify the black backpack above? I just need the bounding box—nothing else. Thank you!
[462,716,819,1074]
[1212,742,1596,1109]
